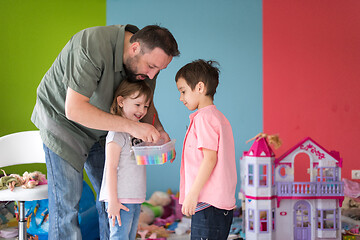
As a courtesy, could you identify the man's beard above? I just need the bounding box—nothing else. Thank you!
[124,66,150,82]
[123,57,151,83]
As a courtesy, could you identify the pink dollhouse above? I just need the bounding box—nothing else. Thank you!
[240,136,344,240]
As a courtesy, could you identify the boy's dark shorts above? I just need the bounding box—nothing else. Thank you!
[191,206,233,240]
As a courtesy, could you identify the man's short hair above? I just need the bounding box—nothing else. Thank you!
[130,25,180,57]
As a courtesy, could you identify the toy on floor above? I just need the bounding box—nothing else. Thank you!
[350,225,359,234]
[341,179,360,238]
[139,190,182,227]
[154,191,183,228]
[240,133,344,240]
[138,191,172,228]
[137,190,183,239]
[0,169,47,191]
[137,191,171,239]
[173,216,191,235]
[137,228,169,240]
[229,210,243,236]
[342,225,360,240]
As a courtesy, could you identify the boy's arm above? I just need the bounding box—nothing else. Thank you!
[181,148,217,216]
[105,142,129,226]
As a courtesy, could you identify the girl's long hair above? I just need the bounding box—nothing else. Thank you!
[110,79,153,117]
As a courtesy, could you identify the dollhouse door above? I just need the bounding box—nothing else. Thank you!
[294,201,311,240]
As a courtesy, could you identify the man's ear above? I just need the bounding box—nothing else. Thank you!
[117,96,125,107]
[129,42,141,56]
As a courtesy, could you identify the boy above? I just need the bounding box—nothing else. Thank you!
[175,59,237,240]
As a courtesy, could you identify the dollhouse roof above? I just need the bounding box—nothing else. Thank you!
[274,137,342,167]
[244,137,275,157]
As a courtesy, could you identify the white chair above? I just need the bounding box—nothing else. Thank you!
[0,130,48,240]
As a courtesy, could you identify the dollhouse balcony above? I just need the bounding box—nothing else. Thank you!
[277,181,344,197]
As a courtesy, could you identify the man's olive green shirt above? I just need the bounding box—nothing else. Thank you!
[31,24,156,172]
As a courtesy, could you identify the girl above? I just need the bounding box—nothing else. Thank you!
[99,79,153,240]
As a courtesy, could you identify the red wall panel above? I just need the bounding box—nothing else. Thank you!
[263,0,360,180]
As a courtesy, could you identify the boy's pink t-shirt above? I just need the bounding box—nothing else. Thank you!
[179,105,237,210]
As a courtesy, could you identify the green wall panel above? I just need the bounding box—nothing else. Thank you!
[1,0,106,136]
[0,0,106,186]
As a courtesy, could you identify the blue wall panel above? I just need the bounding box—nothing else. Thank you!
[107,0,263,205]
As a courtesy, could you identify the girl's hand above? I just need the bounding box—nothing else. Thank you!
[181,193,198,216]
[107,201,129,227]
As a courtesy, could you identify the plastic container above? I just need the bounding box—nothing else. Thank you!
[132,139,176,165]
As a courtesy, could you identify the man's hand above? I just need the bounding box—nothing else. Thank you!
[130,121,161,143]
[158,129,176,162]
[159,129,171,143]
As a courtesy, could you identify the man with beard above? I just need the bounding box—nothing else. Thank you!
[31,24,179,240]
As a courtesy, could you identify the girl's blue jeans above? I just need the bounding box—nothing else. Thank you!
[105,202,141,240]
[191,206,233,240]
[43,142,109,240]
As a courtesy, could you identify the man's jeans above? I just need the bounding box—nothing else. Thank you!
[44,142,109,240]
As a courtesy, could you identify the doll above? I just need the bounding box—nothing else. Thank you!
[22,171,47,189]
[0,169,24,191]
[246,133,282,149]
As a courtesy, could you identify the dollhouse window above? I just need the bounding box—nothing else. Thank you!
[248,209,254,231]
[259,210,268,232]
[248,164,254,186]
[317,167,336,182]
[272,165,275,186]
[259,164,268,186]
[317,209,338,230]
[279,165,287,178]
[272,209,275,230]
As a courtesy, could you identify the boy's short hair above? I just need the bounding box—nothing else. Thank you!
[175,59,220,99]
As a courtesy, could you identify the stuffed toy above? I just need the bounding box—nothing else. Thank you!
[138,191,171,227]
[154,192,182,227]
[0,169,24,191]
[137,191,175,239]
[0,169,47,191]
